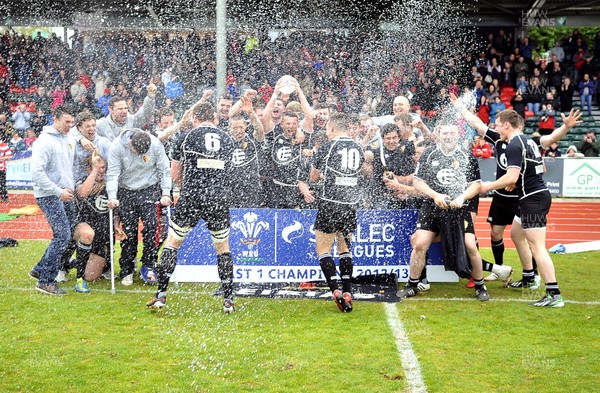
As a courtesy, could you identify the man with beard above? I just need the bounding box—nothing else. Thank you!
[216,93,233,128]
[85,81,157,143]
[312,103,330,133]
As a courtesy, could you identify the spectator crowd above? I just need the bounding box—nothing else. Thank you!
[0,27,599,153]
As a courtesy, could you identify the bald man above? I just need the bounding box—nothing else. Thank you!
[371,96,411,127]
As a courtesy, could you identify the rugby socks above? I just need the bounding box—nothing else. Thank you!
[156,246,178,294]
[473,278,485,290]
[75,241,92,279]
[61,239,77,270]
[545,282,561,296]
[482,260,494,272]
[319,254,339,292]
[522,268,535,283]
[491,239,504,266]
[419,251,428,281]
[419,266,428,281]
[339,253,353,294]
[408,277,420,288]
[217,252,234,300]
[476,240,495,272]
[532,257,539,276]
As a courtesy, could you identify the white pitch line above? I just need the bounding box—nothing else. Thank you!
[401,297,600,306]
[4,287,600,306]
[384,302,427,393]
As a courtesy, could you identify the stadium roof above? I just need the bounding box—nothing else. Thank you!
[2,0,600,29]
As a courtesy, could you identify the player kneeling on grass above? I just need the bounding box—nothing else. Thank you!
[397,123,491,301]
[71,153,125,292]
[308,112,367,312]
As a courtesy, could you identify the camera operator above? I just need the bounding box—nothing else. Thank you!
[579,130,599,157]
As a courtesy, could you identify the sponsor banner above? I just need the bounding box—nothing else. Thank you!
[175,209,457,283]
[479,157,564,196]
[6,151,33,189]
[542,157,563,196]
[173,264,453,284]
[562,158,600,197]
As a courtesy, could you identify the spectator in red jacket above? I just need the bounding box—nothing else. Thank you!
[472,135,493,158]
[477,96,491,125]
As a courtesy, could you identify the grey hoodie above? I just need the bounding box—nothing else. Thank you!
[31,126,75,198]
[106,129,171,200]
[95,96,155,142]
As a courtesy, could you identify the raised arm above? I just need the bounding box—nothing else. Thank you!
[262,80,283,134]
[292,78,313,133]
[229,89,256,117]
[539,109,583,149]
[76,152,102,198]
[157,98,202,142]
[132,80,157,129]
[450,92,488,135]
[244,100,265,142]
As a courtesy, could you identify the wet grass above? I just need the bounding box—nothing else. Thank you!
[0,241,598,392]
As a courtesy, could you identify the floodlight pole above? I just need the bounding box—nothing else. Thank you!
[216,0,227,99]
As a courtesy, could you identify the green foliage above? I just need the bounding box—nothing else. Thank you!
[1,241,599,392]
[528,26,600,53]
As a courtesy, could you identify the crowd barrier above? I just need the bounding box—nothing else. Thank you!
[472,157,599,198]
[5,151,33,189]
[8,154,600,198]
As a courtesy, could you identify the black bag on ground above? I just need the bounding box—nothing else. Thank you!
[440,209,471,278]
[0,238,18,248]
[351,273,397,286]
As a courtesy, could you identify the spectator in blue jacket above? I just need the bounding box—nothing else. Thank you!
[164,76,184,101]
[8,131,27,153]
[578,73,596,116]
[11,103,31,136]
[489,97,506,124]
[97,88,111,116]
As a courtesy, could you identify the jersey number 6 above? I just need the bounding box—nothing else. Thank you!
[205,133,221,152]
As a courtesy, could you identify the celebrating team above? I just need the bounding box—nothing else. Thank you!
[30,75,582,311]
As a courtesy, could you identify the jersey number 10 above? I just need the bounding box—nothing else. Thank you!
[337,148,360,171]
